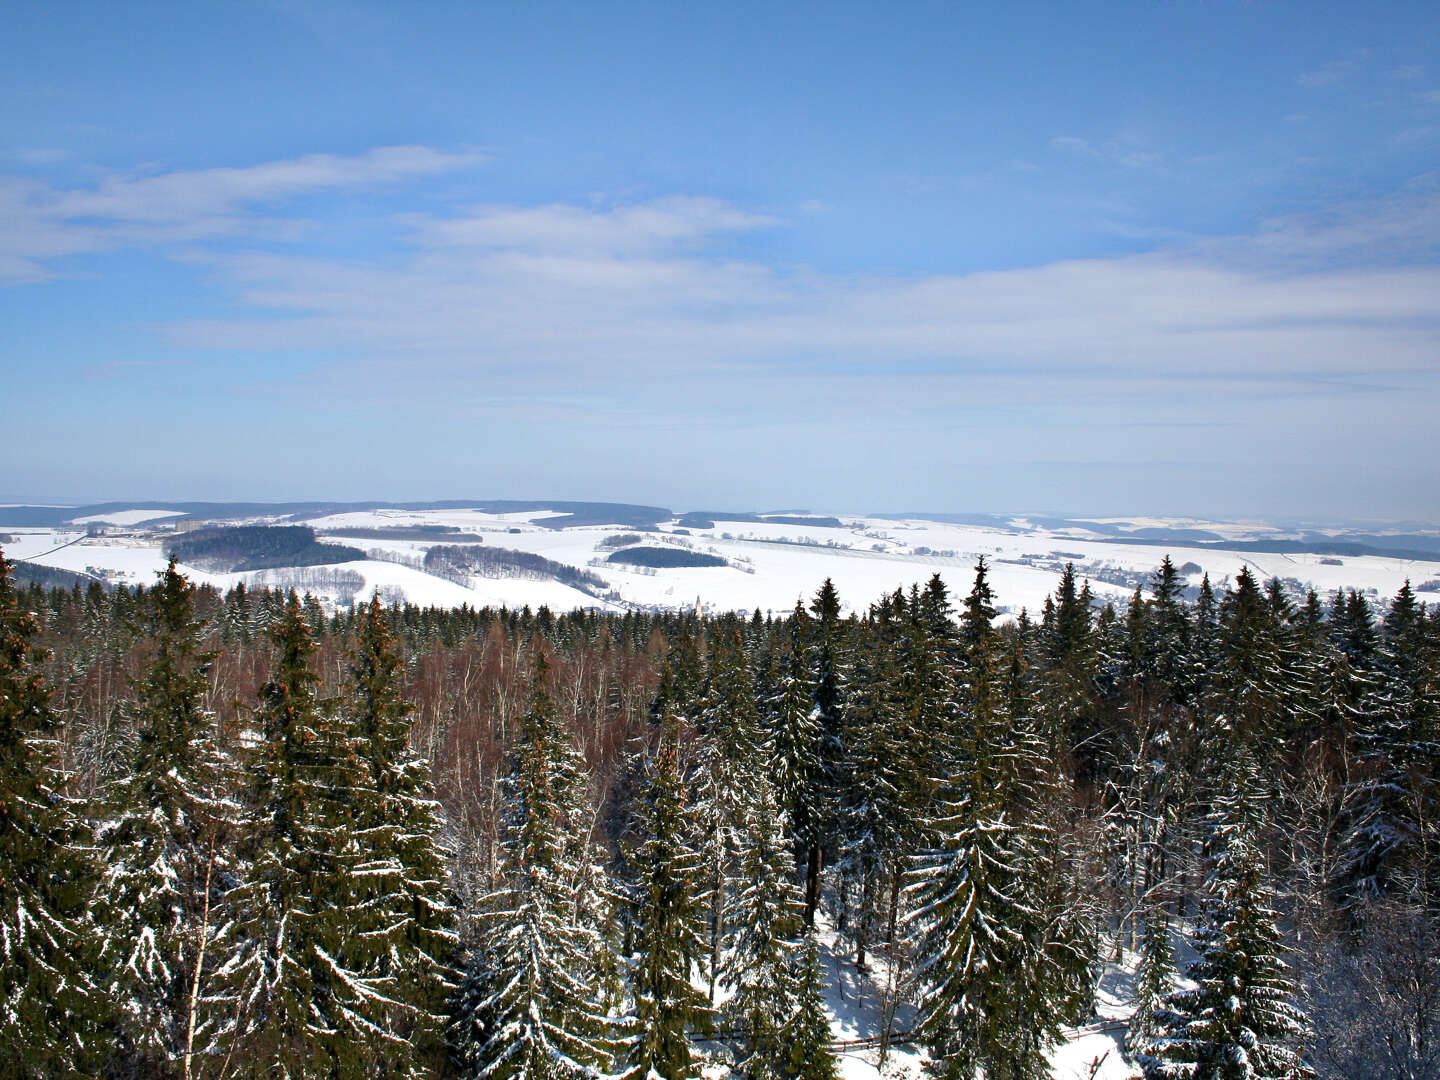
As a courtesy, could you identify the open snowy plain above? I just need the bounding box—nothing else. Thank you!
[5,501,1438,619]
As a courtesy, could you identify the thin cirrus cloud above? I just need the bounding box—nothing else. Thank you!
[0,145,483,283]
[148,181,1440,418]
[1297,51,1370,89]
[407,197,779,254]
[4,145,1439,428]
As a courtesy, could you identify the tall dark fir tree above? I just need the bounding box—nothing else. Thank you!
[95,559,239,1080]
[622,710,713,1080]
[451,649,612,1080]
[231,592,395,1080]
[0,551,106,1078]
[345,595,457,1076]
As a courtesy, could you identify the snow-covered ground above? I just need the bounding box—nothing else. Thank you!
[5,504,1440,617]
[796,917,1146,1080]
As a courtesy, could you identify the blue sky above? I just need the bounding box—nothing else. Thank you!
[4,1,1440,521]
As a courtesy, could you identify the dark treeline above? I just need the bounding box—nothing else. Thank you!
[423,544,611,595]
[168,526,366,573]
[2,549,1436,1079]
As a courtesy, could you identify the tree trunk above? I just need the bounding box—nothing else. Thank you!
[804,844,823,926]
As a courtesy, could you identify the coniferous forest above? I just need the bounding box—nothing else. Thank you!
[3,547,1437,1080]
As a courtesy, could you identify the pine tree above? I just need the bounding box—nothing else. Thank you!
[694,628,766,1002]
[1351,580,1440,906]
[1209,568,1307,762]
[837,591,907,970]
[452,650,612,1080]
[94,559,240,1079]
[1331,583,1422,905]
[784,935,838,1080]
[230,592,393,1079]
[1149,556,1194,703]
[725,778,805,1080]
[804,579,849,925]
[907,558,1060,1080]
[1141,769,1310,1080]
[765,608,822,887]
[0,550,107,1078]
[1126,901,1175,1059]
[344,595,456,1076]
[622,711,713,1080]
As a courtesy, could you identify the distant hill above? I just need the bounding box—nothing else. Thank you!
[0,499,673,530]
[677,511,844,529]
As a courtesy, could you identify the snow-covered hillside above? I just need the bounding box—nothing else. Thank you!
[6,502,1440,617]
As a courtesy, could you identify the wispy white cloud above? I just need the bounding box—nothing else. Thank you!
[0,146,483,283]
[12,147,70,165]
[8,147,1440,459]
[1049,134,1163,170]
[150,184,1440,423]
[406,196,775,254]
[1298,51,1370,89]
[1049,135,1097,156]
[1241,175,1440,264]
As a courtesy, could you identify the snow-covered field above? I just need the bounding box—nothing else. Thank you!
[5,503,1439,617]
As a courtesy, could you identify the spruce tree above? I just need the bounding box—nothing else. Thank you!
[94,559,239,1079]
[785,935,838,1080]
[1126,900,1175,1059]
[908,557,1059,1080]
[837,591,906,970]
[694,628,766,1001]
[622,711,713,1080]
[725,777,805,1080]
[1346,580,1440,906]
[1209,568,1306,763]
[345,595,456,1076]
[1149,556,1194,703]
[231,592,393,1079]
[804,579,848,924]
[452,650,611,1080]
[0,550,106,1078]
[1141,770,1310,1080]
[765,608,822,889]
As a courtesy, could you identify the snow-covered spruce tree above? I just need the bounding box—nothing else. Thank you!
[835,589,905,970]
[1341,579,1440,908]
[345,595,457,1076]
[1006,596,1098,1057]
[0,550,107,1078]
[1036,563,1100,770]
[622,710,714,1080]
[452,649,612,1080]
[907,557,1062,1080]
[694,627,766,1002]
[1147,556,1195,705]
[724,776,805,1080]
[841,584,951,969]
[230,591,394,1080]
[1207,568,1312,765]
[1141,767,1310,1080]
[763,607,823,891]
[94,559,241,1079]
[1125,899,1175,1059]
[804,578,849,925]
[784,933,838,1080]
